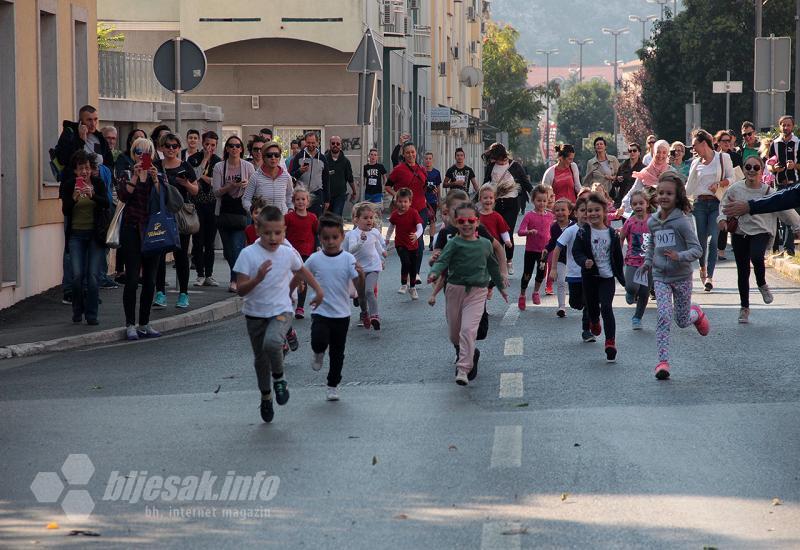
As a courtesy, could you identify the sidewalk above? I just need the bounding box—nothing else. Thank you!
[0,254,241,358]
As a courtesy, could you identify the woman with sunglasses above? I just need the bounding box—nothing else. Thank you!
[612,143,645,209]
[243,141,292,214]
[686,129,734,292]
[248,136,267,172]
[111,128,147,282]
[153,133,199,309]
[718,156,800,323]
[213,135,256,293]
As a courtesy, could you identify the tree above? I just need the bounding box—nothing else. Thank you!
[97,23,124,51]
[482,22,545,150]
[615,68,653,148]
[556,79,614,162]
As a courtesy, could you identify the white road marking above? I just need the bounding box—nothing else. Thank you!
[490,425,522,468]
[500,304,520,326]
[499,373,524,399]
[503,337,523,356]
[480,522,523,550]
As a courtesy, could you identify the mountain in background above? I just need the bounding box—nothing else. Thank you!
[490,0,679,67]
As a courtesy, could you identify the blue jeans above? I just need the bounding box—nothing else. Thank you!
[69,230,103,321]
[416,206,430,273]
[329,194,348,217]
[219,228,245,283]
[692,198,719,278]
[365,193,383,204]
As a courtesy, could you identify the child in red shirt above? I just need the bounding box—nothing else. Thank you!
[387,188,423,300]
[284,186,319,319]
[477,184,513,249]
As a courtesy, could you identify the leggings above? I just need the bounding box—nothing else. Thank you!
[556,262,567,309]
[156,233,191,294]
[654,279,697,362]
[624,264,651,319]
[364,271,380,317]
[121,224,159,326]
[567,280,590,331]
[583,276,616,340]
[396,247,419,287]
[495,197,519,262]
[521,250,546,291]
[731,232,770,308]
[245,314,292,394]
[311,315,350,388]
[296,254,311,308]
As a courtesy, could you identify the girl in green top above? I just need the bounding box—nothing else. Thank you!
[429,203,507,386]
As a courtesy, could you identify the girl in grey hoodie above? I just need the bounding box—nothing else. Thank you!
[640,172,710,380]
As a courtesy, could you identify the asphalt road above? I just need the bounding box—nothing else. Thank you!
[1,243,799,549]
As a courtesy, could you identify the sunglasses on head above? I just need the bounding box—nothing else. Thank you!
[456,217,478,224]
[264,152,281,159]
[164,143,180,150]
[743,163,761,171]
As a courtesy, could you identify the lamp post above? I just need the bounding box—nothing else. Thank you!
[536,48,558,164]
[568,38,593,83]
[647,0,670,20]
[602,27,629,147]
[628,15,658,49]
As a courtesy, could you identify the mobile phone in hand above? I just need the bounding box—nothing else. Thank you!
[141,153,152,170]
[75,177,91,194]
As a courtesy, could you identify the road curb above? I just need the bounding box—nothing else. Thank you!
[766,256,800,283]
[0,297,242,359]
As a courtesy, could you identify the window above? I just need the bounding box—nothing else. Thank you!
[39,5,59,187]
[73,16,89,112]
[1,0,17,283]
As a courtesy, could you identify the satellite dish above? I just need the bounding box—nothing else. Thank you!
[460,66,484,87]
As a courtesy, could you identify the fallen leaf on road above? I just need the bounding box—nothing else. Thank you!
[372,456,378,465]
[772,497,783,506]
[516,403,529,407]
[703,546,718,550]
[46,523,59,530]
[574,443,581,447]
[89,385,102,390]
[561,493,569,501]
[394,513,408,520]
[501,526,528,535]
[213,385,221,394]
[68,530,100,537]
[448,444,458,451]
[222,375,236,379]
[348,436,360,439]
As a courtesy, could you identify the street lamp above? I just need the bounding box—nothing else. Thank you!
[602,27,629,147]
[647,0,670,20]
[628,15,658,49]
[536,48,558,164]
[568,38,593,83]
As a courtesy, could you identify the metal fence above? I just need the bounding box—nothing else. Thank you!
[98,50,172,102]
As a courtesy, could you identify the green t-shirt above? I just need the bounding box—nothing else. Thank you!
[71,196,95,230]
[741,146,760,161]
[430,236,504,289]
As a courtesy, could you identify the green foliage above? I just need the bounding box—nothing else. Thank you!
[641,0,794,140]
[482,22,545,150]
[97,23,124,51]
[556,79,615,163]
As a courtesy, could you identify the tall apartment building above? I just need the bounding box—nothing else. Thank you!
[98,0,487,175]
[1,0,99,309]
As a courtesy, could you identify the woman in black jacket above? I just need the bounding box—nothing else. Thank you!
[59,150,110,325]
[612,142,645,209]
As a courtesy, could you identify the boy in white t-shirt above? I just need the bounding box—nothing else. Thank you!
[304,213,366,401]
[233,206,324,423]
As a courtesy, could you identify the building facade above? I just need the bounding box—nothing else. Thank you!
[0,0,99,309]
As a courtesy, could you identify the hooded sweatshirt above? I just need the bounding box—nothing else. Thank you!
[644,207,702,283]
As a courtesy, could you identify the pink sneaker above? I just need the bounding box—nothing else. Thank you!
[691,305,710,336]
[532,292,541,305]
[655,361,670,380]
[517,294,526,311]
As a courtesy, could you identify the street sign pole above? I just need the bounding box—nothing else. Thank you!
[726,70,731,129]
[174,37,182,136]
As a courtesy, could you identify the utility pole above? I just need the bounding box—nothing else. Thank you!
[647,0,670,20]
[629,15,658,49]
[755,0,762,124]
[602,27,629,147]
[536,48,558,164]
[568,38,593,83]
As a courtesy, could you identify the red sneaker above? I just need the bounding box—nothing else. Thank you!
[360,311,371,330]
[590,320,602,336]
[655,360,671,380]
[691,305,710,336]
[545,281,554,295]
[517,294,526,311]
[604,339,617,362]
[532,292,541,305]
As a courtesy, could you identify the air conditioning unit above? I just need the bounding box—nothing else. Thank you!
[452,46,459,59]
[470,41,478,54]
[438,61,447,76]
[408,0,420,10]
[382,0,394,26]
[467,6,476,21]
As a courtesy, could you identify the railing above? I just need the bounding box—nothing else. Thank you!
[413,24,431,58]
[98,50,172,102]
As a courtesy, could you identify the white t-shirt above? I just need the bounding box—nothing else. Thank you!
[304,250,359,319]
[343,229,385,273]
[233,242,302,317]
[590,227,613,278]
[557,224,582,280]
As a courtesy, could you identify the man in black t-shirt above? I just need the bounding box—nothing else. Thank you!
[443,147,478,193]
[362,148,387,206]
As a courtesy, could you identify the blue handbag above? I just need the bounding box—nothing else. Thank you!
[141,183,180,256]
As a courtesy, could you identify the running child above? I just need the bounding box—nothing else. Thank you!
[639,172,709,380]
[545,198,574,317]
[245,197,267,245]
[386,188,423,299]
[619,189,652,330]
[477,183,513,249]
[344,202,386,330]
[551,197,591,339]
[428,202,507,386]
[544,185,556,295]
[285,186,319,319]
[304,213,366,401]
[517,185,554,310]
[233,205,324,423]
[572,193,625,362]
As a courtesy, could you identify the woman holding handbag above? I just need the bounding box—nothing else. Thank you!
[116,137,163,340]
[213,135,256,293]
[153,133,199,309]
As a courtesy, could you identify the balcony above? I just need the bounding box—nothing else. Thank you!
[413,24,431,67]
[99,50,172,102]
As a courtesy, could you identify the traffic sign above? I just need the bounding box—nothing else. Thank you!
[754,36,791,93]
[347,29,383,73]
[712,81,743,94]
[153,38,207,93]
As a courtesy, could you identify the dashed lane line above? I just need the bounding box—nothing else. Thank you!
[490,425,522,468]
[499,373,524,399]
[503,337,523,356]
[480,522,523,550]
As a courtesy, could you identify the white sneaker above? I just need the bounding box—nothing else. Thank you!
[507,262,514,276]
[326,386,340,401]
[193,276,205,287]
[311,352,324,371]
[409,287,419,300]
[455,371,468,386]
[397,284,408,294]
[203,276,219,287]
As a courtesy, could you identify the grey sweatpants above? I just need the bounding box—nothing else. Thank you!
[364,271,380,318]
[245,313,292,394]
[623,264,650,320]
